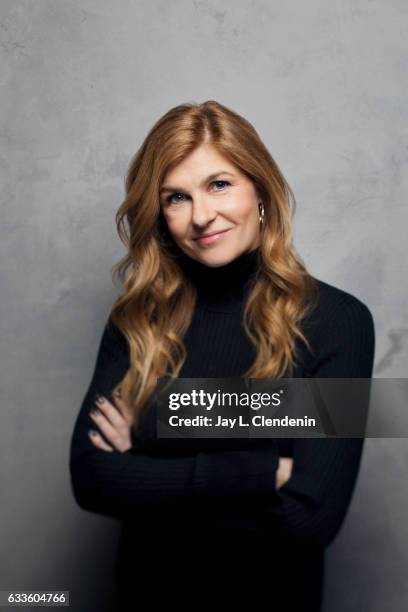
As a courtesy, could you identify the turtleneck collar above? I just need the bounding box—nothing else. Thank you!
[176,246,261,313]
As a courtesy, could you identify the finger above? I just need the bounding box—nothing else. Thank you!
[88,429,114,452]
[284,457,294,473]
[281,458,294,480]
[279,458,293,472]
[89,408,123,448]
[280,457,294,468]
[94,395,129,430]
[111,391,134,425]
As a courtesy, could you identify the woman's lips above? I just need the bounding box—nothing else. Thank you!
[194,228,231,246]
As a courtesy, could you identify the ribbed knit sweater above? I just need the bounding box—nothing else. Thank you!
[69,246,375,611]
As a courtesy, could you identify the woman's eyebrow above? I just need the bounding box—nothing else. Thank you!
[160,171,234,194]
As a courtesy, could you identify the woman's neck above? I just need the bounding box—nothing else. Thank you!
[176,246,261,313]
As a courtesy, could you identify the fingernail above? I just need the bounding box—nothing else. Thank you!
[90,408,101,416]
[95,395,105,404]
[89,429,98,436]
[113,389,121,399]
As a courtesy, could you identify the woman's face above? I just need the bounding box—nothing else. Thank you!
[159,143,262,267]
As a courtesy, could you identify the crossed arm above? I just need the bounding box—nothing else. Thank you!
[87,385,293,487]
[70,297,374,549]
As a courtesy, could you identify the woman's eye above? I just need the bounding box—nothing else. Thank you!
[164,180,230,205]
[212,180,230,191]
[166,192,186,204]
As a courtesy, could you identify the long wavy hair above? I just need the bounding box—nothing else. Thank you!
[109,100,319,428]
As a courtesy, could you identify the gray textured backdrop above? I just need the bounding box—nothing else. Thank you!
[1,1,407,610]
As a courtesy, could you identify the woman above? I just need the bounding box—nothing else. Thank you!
[69,100,375,611]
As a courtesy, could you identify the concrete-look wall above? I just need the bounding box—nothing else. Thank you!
[1,2,406,610]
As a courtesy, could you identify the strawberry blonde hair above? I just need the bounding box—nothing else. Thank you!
[109,100,319,427]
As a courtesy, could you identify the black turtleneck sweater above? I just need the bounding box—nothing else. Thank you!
[69,246,375,611]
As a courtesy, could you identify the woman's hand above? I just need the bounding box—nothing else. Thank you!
[88,391,134,453]
[276,457,294,489]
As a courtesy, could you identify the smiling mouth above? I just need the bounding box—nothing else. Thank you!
[193,228,232,245]
[194,229,231,240]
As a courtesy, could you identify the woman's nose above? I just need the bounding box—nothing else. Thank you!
[191,197,217,227]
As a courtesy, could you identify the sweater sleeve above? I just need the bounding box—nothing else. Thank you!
[201,294,376,550]
[69,317,279,521]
